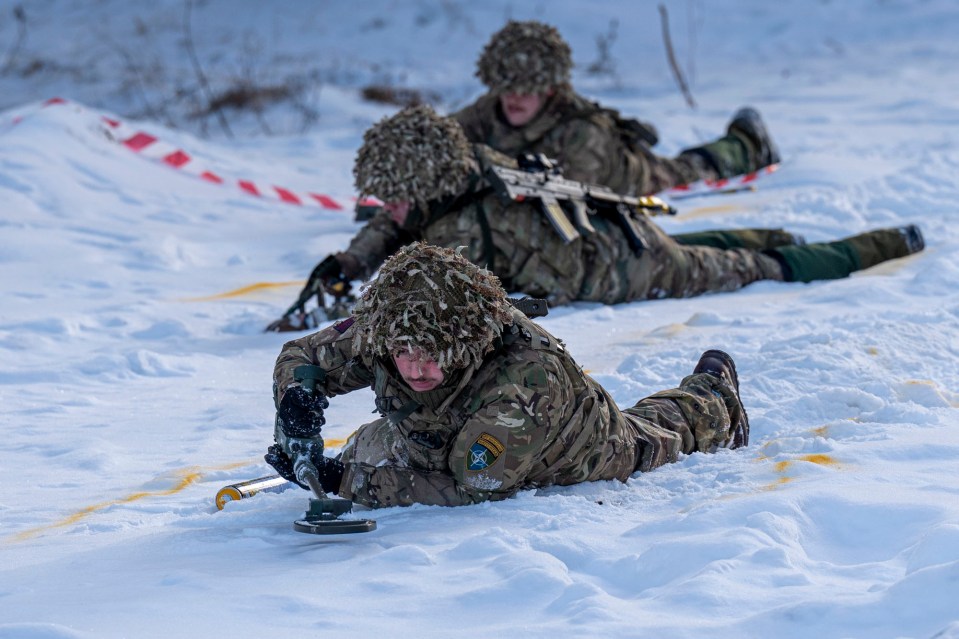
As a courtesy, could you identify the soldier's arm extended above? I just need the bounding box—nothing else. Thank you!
[267,318,374,490]
[273,318,373,403]
[339,357,574,509]
[335,207,413,282]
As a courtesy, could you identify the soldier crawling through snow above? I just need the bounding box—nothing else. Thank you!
[453,18,800,253]
[266,242,752,507]
[454,20,779,200]
[267,105,923,330]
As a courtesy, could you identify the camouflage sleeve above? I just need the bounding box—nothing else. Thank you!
[340,464,483,509]
[337,207,410,281]
[451,95,496,145]
[553,118,640,196]
[273,318,373,403]
[340,355,574,508]
[448,357,572,497]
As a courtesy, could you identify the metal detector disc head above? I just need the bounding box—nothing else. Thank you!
[292,497,377,534]
[293,518,377,535]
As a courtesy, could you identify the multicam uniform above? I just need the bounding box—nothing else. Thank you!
[337,145,785,307]
[453,89,759,196]
[339,135,920,305]
[274,309,745,508]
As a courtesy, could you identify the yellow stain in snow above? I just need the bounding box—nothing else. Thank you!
[179,280,304,302]
[5,440,350,543]
[763,476,794,490]
[811,425,830,438]
[761,453,841,492]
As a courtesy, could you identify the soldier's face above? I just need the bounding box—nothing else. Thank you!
[385,201,412,226]
[500,91,550,127]
[393,349,445,392]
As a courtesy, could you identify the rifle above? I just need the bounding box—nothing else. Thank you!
[264,255,355,332]
[485,154,676,255]
[508,296,548,318]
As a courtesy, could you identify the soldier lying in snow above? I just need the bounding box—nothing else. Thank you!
[452,19,795,253]
[267,105,923,331]
[266,243,750,508]
[454,20,779,197]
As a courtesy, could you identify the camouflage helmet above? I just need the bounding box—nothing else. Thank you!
[476,20,572,94]
[353,105,475,209]
[353,242,514,371]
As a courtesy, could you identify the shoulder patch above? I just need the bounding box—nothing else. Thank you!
[467,432,506,472]
[333,317,355,334]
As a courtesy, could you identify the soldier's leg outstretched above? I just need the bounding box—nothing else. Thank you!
[672,228,805,251]
[630,108,779,194]
[624,221,924,302]
[765,224,924,282]
[622,216,785,302]
[622,350,748,473]
[676,107,781,181]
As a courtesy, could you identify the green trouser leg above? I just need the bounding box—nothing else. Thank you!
[678,134,751,178]
[672,228,803,251]
[767,227,913,283]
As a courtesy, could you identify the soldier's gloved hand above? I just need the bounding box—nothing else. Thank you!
[311,455,345,495]
[264,444,306,488]
[277,385,330,438]
[306,254,348,296]
[263,444,344,494]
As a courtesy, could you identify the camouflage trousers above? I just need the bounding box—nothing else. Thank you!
[636,144,720,195]
[578,214,785,304]
[337,369,746,502]
[620,370,748,475]
[672,228,803,251]
[636,133,751,195]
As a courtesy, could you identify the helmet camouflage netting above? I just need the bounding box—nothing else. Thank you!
[353,105,475,209]
[476,20,572,94]
[353,242,514,371]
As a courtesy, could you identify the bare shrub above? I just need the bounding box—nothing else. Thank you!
[360,84,441,108]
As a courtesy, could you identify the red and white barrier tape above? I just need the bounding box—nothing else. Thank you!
[8,97,776,208]
[659,164,779,200]
[8,97,369,212]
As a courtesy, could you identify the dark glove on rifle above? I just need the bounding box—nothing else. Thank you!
[264,444,344,493]
[277,385,330,438]
[306,254,349,298]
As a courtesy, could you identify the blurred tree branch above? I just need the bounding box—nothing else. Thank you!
[658,4,696,109]
[1,5,27,75]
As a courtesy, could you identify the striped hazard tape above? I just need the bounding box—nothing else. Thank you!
[8,97,373,212]
[7,97,776,208]
[659,163,779,200]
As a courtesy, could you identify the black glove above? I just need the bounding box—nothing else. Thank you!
[306,254,348,296]
[314,455,345,494]
[265,443,302,487]
[264,444,344,493]
[277,385,329,438]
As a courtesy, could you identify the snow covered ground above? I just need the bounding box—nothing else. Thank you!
[2,1,958,637]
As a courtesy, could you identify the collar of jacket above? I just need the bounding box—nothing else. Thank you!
[373,356,485,419]
[493,86,580,147]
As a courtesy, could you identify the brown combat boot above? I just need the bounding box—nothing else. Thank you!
[693,349,749,448]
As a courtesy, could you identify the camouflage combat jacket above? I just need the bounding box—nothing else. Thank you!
[273,309,637,508]
[339,145,779,306]
[454,90,641,194]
